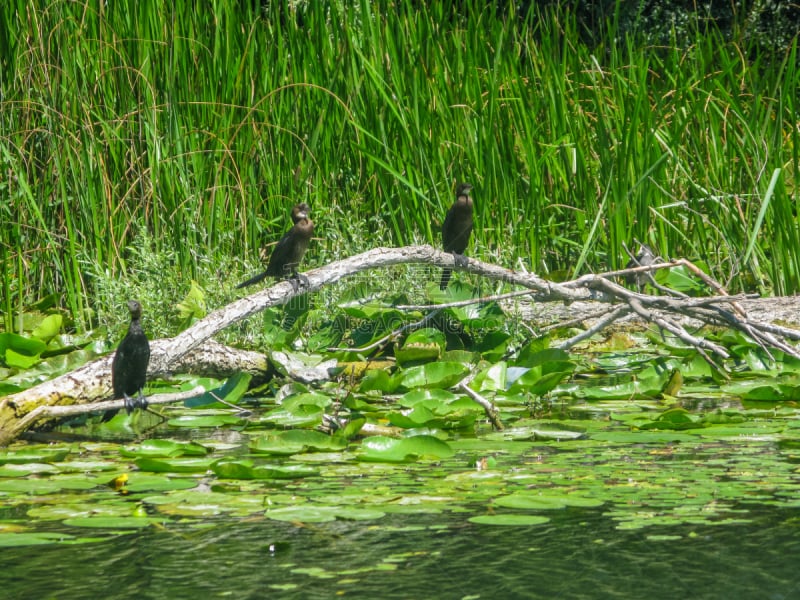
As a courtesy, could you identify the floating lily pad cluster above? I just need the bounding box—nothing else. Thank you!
[4,299,800,548]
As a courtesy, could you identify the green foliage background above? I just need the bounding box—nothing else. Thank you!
[1,0,798,332]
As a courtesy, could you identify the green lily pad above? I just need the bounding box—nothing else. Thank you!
[212,459,318,480]
[0,479,64,494]
[212,459,257,479]
[396,329,445,366]
[386,406,442,428]
[590,431,698,443]
[167,414,245,428]
[27,502,137,521]
[0,532,76,547]
[0,332,47,368]
[0,462,60,477]
[184,372,252,408]
[265,506,339,523]
[134,457,216,473]
[0,448,71,465]
[359,368,401,393]
[62,517,159,529]
[120,439,210,458]
[398,389,458,407]
[263,504,384,523]
[261,404,324,427]
[399,362,470,390]
[122,474,200,492]
[331,507,386,521]
[468,514,551,526]
[472,361,508,392]
[494,493,603,510]
[359,435,454,463]
[252,464,319,479]
[248,429,347,454]
[31,314,64,341]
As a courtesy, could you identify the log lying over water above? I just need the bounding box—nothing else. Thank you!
[2,246,798,445]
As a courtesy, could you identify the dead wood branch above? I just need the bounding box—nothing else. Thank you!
[458,382,504,430]
[0,341,267,445]
[2,245,799,445]
[10,387,206,442]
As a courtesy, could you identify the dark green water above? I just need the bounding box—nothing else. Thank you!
[3,506,799,599]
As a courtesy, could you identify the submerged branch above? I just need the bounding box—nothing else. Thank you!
[458,382,504,430]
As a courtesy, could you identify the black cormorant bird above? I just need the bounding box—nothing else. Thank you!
[440,183,474,290]
[625,243,656,290]
[236,203,314,289]
[104,299,150,422]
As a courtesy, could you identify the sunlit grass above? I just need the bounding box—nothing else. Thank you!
[1,0,797,333]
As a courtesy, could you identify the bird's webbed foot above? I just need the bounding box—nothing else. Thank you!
[288,272,310,292]
[453,253,469,268]
[123,392,149,414]
[123,394,137,414]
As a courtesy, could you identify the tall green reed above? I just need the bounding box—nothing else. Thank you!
[1,0,797,332]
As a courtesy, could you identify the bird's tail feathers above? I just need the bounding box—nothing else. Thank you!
[236,271,269,289]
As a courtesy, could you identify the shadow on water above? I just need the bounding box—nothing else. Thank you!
[3,505,800,599]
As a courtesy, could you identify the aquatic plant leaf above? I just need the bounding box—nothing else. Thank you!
[638,408,703,430]
[0,479,63,494]
[472,361,508,392]
[282,392,333,410]
[277,429,347,451]
[134,457,216,473]
[212,460,256,479]
[117,474,198,493]
[0,448,71,465]
[167,414,246,428]
[494,493,603,510]
[0,332,47,368]
[120,439,210,458]
[359,368,401,393]
[265,506,338,523]
[175,280,207,327]
[590,431,698,443]
[515,346,569,369]
[31,314,63,341]
[508,367,573,396]
[62,517,158,529]
[250,430,346,455]
[386,406,440,428]
[468,514,550,526]
[5,348,40,369]
[359,435,454,463]
[399,362,469,390]
[261,403,324,427]
[184,372,252,408]
[396,328,445,366]
[251,465,319,479]
[398,389,458,407]
[0,532,76,546]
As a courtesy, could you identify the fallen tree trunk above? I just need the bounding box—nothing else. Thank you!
[2,245,799,445]
[0,340,269,445]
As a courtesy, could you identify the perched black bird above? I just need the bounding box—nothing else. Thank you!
[103,299,150,422]
[236,203,314,289]
[624,243,657,289]
[440,183,474,290]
